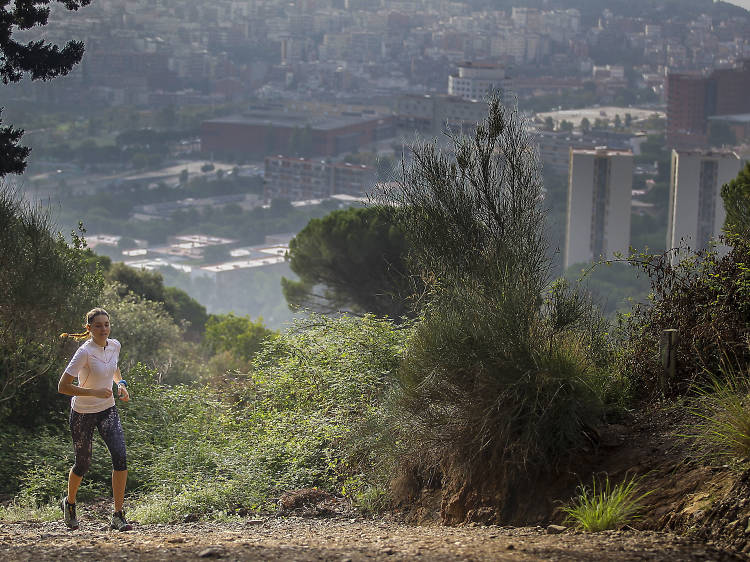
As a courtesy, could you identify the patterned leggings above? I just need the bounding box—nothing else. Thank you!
[69,406,127,476]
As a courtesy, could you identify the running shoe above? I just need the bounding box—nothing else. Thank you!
[61,496,79,530]
[110,510,132,531]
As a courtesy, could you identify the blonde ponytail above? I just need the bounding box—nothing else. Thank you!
[60,329,91,341]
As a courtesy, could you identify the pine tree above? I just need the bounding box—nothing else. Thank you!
[1,1,92,176]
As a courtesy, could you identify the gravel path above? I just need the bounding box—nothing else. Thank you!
[0,517,745,561]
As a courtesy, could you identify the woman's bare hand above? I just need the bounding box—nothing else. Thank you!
[118,385,130,402]
[92,388,113,399]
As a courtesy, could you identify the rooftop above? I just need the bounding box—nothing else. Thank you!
[200,255,286,273]
[171,234,237,246]
[673,148,741,158]
[708,113,750,124]
[571,148,634,156]
[204,111,388,131]
[458,61,505,69]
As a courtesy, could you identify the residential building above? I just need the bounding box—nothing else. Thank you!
[264,156,376,200]
[535,130,634,175]
[666,60,750,148]
[667,149,743,259]
[394,93,488,134]
[447,61,512,102]
[564,148,634,268]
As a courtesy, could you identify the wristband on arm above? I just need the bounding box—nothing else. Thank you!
[117,380,127,387]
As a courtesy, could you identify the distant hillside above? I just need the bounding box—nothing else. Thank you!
[470,0,747,21]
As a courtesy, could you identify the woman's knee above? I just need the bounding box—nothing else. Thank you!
[72,459,90,477]
[111,451,127,472]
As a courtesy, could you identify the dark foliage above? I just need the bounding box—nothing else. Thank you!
[106,262,207,335]
[622,240,750,397]
[0,186,102,424]
[0,1,92,175]
[283,206,417,319]
[0,111,30,175]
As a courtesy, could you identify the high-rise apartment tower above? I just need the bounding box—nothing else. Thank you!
[667,149,742,260]
[564,148,633,268]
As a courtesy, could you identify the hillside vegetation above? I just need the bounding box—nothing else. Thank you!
[1,102,749,553]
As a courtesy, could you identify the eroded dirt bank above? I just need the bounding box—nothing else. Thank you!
[1,517,745,561]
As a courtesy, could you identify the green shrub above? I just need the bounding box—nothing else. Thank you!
[0,501,59,522]
[394,289,608,473]
[116,314,404,522]
[101,283,205,385]
[0,425,112,504]
[17,465,71,506]
[562,474,651,532]
[204,313,274,363]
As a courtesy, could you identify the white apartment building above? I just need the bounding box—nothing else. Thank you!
[564,148,634,268]
[448,62,512,102]
[667,149,742,260]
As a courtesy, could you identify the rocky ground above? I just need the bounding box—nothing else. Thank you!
[1,516,746,561]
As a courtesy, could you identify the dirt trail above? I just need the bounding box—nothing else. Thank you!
[1,517,745,561]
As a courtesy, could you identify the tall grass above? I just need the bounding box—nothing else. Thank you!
[689,362,750,464]
[0,501,59,523]
[562,474,651,532]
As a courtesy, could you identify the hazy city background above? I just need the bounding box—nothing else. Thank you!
[4,0,749,327]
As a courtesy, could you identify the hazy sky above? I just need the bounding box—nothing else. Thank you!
[724,0,750,10]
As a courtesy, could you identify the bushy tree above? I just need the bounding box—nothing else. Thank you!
[1,1,93,175]
[282,206,417,319]
[106,262,207,334]
[204,313,274,363]
[0,186,102,423]
[99,284,196,384]
[108,262,165,302]
[163,286,208,335]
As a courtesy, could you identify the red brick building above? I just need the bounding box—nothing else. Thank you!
[201,111,395,159]
[667,60,750,148]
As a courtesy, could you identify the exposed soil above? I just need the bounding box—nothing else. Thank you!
[1,516,745,561]
[393,401,750,555]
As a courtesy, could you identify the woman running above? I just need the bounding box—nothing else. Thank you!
[58,307,132,531]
